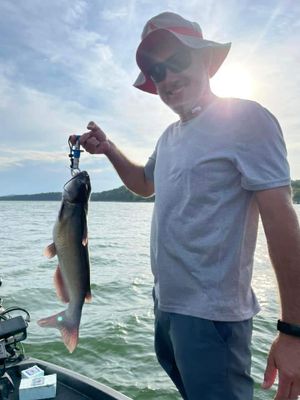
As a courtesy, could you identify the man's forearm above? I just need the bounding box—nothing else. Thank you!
[76,122,155,198]
[266,212,300,324]
[105,140,154,198]
[257,187,300,324]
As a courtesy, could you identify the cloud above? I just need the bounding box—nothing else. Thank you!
[101,8,129,20]
[0,149,65,170]
[0,0,133,98]
[0,73,92,148]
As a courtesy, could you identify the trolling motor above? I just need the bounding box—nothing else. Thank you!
[68,135,83,176]
[0,283,30,399]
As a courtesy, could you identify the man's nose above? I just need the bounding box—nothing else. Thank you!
[161,67,180,84]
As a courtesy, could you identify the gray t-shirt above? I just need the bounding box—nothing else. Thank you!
[144,97,290,321]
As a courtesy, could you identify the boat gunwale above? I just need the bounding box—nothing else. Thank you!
[6,357,132,400]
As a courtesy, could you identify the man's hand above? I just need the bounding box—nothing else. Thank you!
[263,334,300,399]
[69,121,154,197]
[69,121,111,155]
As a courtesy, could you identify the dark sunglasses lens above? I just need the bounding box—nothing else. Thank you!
[148,63,166,83]
[168,49,192,73]
[146,48,191,83]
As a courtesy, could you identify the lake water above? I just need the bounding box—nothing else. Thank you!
[1,201,299,400]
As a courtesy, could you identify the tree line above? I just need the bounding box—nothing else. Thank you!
[1,181,300,203]
[292,180,300,204]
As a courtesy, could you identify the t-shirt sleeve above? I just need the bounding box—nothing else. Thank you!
[144,147,157,182]
[235,102,291,191]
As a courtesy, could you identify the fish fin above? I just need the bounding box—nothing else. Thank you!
[37,311,79,353]
[54,266,70,303]
[82,236,88,246]
[61,325,79,353]
[85,290,92,303]
[58,202,65,221]
[82,215,88,246]
[44,243,57,258]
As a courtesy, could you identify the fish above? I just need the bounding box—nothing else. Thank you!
[38,171,92,353]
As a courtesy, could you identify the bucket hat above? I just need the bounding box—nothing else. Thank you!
[133,12,231,94]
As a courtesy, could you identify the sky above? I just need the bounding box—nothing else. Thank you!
[0,0,299,195]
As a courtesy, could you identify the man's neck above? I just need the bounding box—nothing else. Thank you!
[180,92,217,122]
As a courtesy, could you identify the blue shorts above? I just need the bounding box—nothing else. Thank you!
[154,302,254,400]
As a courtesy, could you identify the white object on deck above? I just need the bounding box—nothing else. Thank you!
[19,373,57,400]
[21,365,44,379]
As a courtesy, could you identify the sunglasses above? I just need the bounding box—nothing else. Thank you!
[145,47,192,83]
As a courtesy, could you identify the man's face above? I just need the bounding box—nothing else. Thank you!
[141,34,210,118]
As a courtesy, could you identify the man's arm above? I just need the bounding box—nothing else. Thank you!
[255,186,300,399]
[72,121,154,198]
[105,141,154,198]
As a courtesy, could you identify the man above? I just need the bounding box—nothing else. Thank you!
[72,12,300,400]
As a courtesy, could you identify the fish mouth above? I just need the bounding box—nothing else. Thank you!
[63,170,91,203]
[63,171,90,189]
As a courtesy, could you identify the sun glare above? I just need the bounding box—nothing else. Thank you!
[210,64,254,99]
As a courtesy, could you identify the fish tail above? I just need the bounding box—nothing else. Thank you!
[37,311,79,353]
[85,290,92,303]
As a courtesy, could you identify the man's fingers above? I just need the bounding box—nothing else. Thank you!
[68,134,79,145]
[79,131,93,146]
[78,135,97,154]
[85,136,99,149]
[289,382,300,399]
[85,121,106,141]
[81,134,110,155]
[69,132,92,146]
[263,335,300,399]
[262,353,277,389]
[68,121,108,154]
[274,373,292,400]
[87,121,99,131]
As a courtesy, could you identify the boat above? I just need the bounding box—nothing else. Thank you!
[0,290,132,400]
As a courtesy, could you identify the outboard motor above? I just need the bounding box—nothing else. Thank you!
[0,280,30,399]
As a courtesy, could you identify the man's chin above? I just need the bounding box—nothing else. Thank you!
[168,102,193,118]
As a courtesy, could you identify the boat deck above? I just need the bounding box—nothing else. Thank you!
[3,358,132,400]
